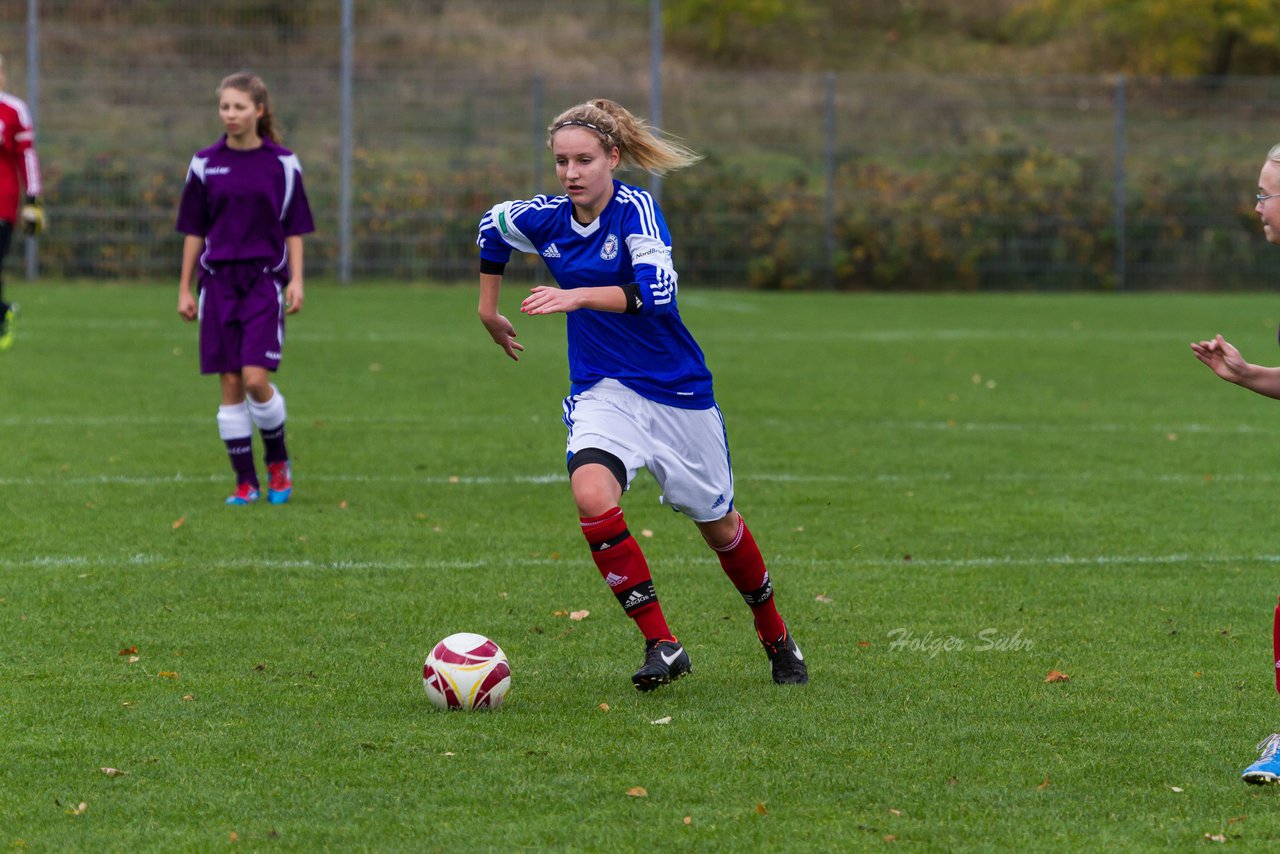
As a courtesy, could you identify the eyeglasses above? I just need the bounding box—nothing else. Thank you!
[1258,193,1280,203]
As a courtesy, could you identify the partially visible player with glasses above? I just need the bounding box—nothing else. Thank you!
[1192,141,1280,784]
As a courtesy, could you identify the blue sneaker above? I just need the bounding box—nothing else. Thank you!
[1242,734,1280,784]
[226,482,261,506]
[266,461,292,504]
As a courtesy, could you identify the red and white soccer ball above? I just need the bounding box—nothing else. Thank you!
[423,632,511,711]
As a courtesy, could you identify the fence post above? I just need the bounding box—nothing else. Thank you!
[25,0,39,280]
[533,74,545,285]
[824,71,836,288]
[1113,74,1126,290]
[338,0,353,284]
[648,0,663,202]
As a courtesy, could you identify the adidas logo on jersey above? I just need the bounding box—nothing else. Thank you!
[542,243,561,258]
[604,571,628,588]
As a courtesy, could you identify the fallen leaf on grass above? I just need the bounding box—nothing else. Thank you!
[1205,833,1226,843]
[127,656,139,664]
[651,716,672,725]
[626,787,648,798]
[883,835,896,843]
[156,671,179,679]
[1229,816,1247,825]
[569,610,590,621]
[815,594,833,604]
[171,516,186,530]
[118,646,138,656]
[1044,670,1070,683]
[339,500,349,509]
[182,694,194,701]
[755,802,768,816]
[641,529,653,538]
[683,816,692,825]
[1037,777,1051,791]
[1171,786,1184,793]
[858,641,871,648]
[598,703,610,712]
[66,802,87,815]
[889,808,902,817]
[99,767,127,777]
[552,609,568,617]
[229,831,239,843]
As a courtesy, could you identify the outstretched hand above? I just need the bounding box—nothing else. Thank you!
[522,285,582,316]
[481,312,524,361]
[1190,334,1248,384]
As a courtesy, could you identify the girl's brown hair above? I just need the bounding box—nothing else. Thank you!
[217,71,281,144]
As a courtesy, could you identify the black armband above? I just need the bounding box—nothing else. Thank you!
[620,283,644,314]
[480,258,507,275]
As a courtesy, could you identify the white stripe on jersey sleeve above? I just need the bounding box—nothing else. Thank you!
[278,154,302,221]
[187,155,208,184]
[625,232,677,304]
[618,186,677,305]
[483,200,539,255]
[23,148,41,196]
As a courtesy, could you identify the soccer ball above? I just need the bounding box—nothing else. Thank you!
[422,632,511,711]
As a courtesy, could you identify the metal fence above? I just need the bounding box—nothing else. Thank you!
[4,1,1280,290]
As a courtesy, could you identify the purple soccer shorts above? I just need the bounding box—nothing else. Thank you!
[197,262,284,374]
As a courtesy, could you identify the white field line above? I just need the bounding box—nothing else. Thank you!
[0,413,1272,437]
[27,316,1229,344]
[6,551,1280,573]
[0,470,1271,488]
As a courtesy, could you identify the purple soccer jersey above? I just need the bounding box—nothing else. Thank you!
[176,136,314,375]
[176,136,315,272]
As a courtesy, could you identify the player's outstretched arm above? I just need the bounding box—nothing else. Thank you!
[1191,334,1280,399]
[521,285,627,316]
[479,273,524,361]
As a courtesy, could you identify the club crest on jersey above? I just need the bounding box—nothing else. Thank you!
[600,233,619,261]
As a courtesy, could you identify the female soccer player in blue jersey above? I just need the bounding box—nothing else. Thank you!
[1192,142,1280,783]
[477,98,807,691]
[176,72,314,506]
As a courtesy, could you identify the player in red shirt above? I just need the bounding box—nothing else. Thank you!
[0,53,44,350]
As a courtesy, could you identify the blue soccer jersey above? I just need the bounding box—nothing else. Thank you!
[477,179,714,409]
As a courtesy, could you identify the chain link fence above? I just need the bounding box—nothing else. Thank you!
[3,1,1279,290]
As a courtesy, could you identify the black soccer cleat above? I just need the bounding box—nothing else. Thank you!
[632,638,691,692]
[760,624,808,685]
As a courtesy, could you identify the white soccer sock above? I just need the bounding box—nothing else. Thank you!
[216,402,253,440]
[247,384,287,431]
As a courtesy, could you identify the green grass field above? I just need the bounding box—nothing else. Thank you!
[7,282,1280,850]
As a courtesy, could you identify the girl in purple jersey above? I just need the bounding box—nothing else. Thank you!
[478,99,807,691]
[176,72,315,505]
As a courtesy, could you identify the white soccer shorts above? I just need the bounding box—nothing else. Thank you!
[562,378,735,522]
